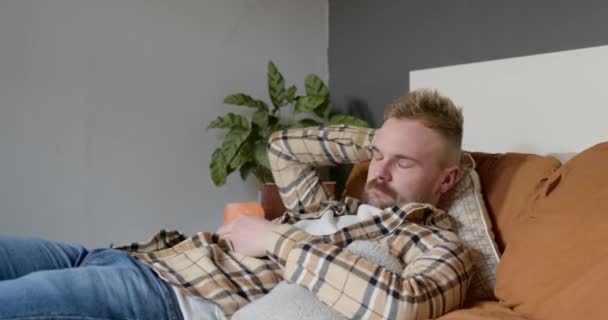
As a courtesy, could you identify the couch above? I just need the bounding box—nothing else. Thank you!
[341,141,608,320]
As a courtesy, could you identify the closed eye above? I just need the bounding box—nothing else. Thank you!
[371,146,420,168]
[396,158,415,169]
[370,146,384,160]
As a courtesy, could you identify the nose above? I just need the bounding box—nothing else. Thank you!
[373,159,392,182]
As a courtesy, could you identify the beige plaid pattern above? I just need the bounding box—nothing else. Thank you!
[117,231,283,316]
[266,126,473,319]
[267,125,376,213]
[119,125,472,319]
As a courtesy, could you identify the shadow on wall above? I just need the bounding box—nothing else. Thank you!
[330,97,378,197]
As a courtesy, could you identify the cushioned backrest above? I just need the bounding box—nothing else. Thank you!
[495,141,608,320]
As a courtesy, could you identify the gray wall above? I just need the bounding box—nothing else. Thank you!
[0,0,328,247]
[329,0,608,126]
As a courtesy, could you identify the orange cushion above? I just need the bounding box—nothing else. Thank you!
[223,202,265,224]
[471,152,561,251]
[495,141,608,320]
[437,301,525,320]
[341,161,369,201]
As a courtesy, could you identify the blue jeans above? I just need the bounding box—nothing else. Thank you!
[0,236,184,320]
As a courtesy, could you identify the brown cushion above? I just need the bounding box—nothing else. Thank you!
[437,301,525,320]
[495,141,608,320]
[342,161,369,201]
[470,152,561,251]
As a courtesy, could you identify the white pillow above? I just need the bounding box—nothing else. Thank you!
[438,153,501,302]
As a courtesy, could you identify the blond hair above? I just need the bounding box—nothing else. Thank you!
[384,89,463,165]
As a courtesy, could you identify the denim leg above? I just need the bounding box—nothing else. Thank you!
[0,236,88,281]
[0,248,183,320]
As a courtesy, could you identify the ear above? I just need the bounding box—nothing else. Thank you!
[438,165,460,195]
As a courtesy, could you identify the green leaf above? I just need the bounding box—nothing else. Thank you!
[328,114,370,128]
[229,141,251,169]
[221,127,252,167]
[268,115,280,126]
[239,161,255,180]
[259,117,285,138]
[294,96,326,115]
[284,85,297,103]
[211,126,251,186]
[252,110,268,128]
[223,94,268,111]
[314,101,331,120]
[297,118,323,127]
[254,166,274,184]
[268,61,286,110]
[253,141,271,171]
[305,74,329,97]
[207,113,249,129]
[210,148,228,186]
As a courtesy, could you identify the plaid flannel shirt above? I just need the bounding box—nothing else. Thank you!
[119,125,472,319]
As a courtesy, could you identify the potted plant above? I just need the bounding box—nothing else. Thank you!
[208,61,369,218]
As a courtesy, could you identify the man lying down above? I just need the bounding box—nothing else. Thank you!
[0,89,472,320]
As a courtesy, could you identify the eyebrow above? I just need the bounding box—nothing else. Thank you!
[370,146,421,164]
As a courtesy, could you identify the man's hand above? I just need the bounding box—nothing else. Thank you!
[216,215,276,257]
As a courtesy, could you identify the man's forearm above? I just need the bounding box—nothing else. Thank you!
[267,125,376,213]
[265,224,472,320]
[287,241,471,320]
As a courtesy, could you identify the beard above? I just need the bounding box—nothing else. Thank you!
[362,179,400,208]
[363,179,431,208]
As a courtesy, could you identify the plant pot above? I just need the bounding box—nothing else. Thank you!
[260,181,336,221]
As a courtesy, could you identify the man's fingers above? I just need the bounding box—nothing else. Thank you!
[216,221,234,235]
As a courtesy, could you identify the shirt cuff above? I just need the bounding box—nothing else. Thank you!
[265,224,314,267]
